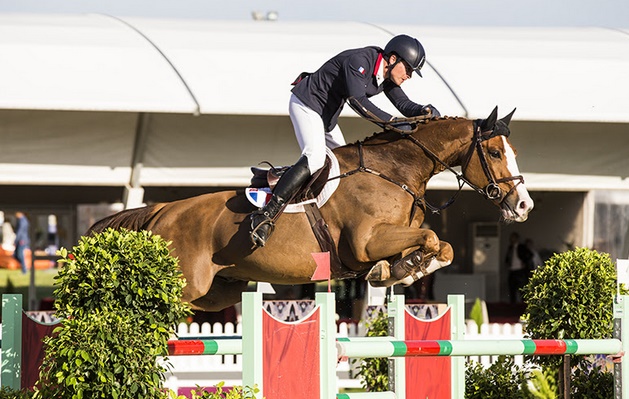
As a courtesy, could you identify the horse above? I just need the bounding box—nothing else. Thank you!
[89,107,534,312]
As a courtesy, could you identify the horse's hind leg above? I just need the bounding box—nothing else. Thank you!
[190,276,249,312]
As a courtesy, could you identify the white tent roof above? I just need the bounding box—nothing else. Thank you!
[2,13,628,122]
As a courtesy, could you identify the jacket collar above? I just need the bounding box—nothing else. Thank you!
[373,53,385,85]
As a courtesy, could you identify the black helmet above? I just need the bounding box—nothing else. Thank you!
[384,34,426,77]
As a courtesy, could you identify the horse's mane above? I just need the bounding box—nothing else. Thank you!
[354,116,465,145]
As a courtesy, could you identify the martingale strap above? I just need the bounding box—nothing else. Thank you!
[303,202,362,280]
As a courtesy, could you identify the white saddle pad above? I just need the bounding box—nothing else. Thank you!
[244,147,341,213]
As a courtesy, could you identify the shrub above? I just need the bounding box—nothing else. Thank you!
[571,365,614,399]
[527,367,557,399]
[0,386,33,399]
[171,383,261,399]
[34,228,191,399]
[352,310,389,392]
[51,228,189,325]
[522,248,623,368]
[465,356,530,399]
[521,247,623,395]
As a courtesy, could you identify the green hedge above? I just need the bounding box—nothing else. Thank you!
[33,228,191,399]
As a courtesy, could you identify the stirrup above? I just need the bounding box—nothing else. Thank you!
[250,216,275,247]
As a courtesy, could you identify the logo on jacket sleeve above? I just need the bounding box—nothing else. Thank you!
[358,66,365,74]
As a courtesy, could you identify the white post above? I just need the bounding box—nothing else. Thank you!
[241,292,263,393]
[388,294,406,399]
[448,294,466,399]
[316,292,337,399]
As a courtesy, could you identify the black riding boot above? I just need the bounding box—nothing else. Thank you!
[250,156,311,247]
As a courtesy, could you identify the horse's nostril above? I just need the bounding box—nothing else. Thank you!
[519,201,528,210]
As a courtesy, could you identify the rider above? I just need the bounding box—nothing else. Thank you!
[250,34,441,247]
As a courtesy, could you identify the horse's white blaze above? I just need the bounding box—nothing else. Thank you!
[502,136,534,221]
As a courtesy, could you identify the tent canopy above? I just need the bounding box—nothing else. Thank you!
[2,14,628,122]
[1,14,628,191]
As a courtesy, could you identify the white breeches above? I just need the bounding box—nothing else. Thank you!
[289,94,346,172]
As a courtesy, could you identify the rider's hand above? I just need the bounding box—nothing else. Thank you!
[389,117,414,131]
[420,104,441,118]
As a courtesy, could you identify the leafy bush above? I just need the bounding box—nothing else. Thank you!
[571,365,613,399]
[526,367,557,399]
[0,386,34,399]
[465,356,530,399]
[51,228,189,325]
[522,247,622,395]
[523,248,619,337]
[34,228,191,399]
[352,310,389,392]
[169,383,261,399]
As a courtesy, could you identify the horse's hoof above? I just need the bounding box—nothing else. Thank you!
[366,261,391,282]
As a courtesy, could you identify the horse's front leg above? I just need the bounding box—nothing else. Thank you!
[366,240,454,287]
[397,240,454,286]
[357,224,442,261]
[355,224,453,287]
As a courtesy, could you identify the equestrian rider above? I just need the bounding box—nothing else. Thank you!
[250,34,440,247]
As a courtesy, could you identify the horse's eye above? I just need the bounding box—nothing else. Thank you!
[489,150,501,159]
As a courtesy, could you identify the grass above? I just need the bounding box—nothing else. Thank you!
[0,268,59,309]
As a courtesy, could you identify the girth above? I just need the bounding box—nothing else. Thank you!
[303,202,363,280]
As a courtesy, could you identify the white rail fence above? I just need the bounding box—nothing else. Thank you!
[163,320,525,392]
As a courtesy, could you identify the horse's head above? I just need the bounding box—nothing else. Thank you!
[463,107,534,222]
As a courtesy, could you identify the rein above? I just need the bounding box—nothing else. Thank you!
[329,119,524,224]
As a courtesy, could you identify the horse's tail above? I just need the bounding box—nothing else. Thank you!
[87,204,165,235]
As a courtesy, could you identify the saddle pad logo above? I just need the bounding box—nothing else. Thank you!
[245,188,273,208]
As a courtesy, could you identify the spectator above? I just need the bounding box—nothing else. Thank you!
[525,238,543,270]
[14,211,31,274]
[505,232,533,303]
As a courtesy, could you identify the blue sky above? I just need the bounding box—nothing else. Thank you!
[1,0,628,27]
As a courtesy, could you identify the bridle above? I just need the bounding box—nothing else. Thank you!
[455,120,524,203]
[329,117,524,223]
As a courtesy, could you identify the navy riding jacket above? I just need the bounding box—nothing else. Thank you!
[291,46,425,132]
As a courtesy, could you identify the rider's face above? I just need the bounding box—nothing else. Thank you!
[386,55,412,86]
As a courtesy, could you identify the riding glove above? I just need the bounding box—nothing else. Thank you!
[389,118,415,131]
[420,104,441,118]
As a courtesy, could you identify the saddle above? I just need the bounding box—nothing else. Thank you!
[249,158,331,204]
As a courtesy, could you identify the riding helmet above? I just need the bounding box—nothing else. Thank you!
[384,34,426,77]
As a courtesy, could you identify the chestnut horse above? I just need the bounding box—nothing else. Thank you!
[89,107,533,311]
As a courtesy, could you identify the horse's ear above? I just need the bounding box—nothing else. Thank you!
[480,106,499,131]
[500,108,516,126]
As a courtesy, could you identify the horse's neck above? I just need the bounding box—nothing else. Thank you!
[422,120,475,170]
[352,119,473,191]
